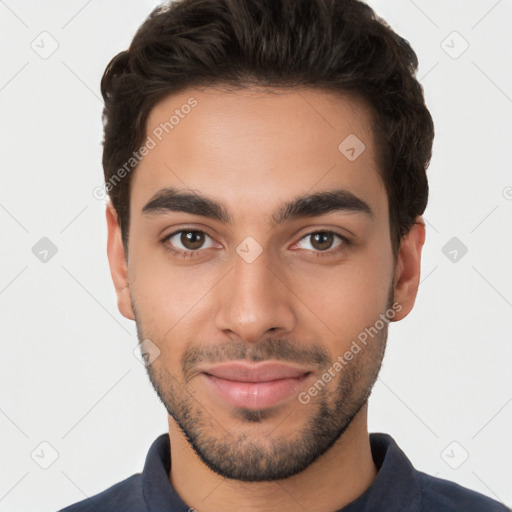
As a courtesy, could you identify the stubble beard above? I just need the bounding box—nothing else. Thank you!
[134,293,391,482]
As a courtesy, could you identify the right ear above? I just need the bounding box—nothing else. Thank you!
[106,202,135,321]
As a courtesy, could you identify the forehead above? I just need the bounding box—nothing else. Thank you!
[131,86,387,222]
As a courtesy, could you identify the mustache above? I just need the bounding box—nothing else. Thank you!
[182,338,330,379]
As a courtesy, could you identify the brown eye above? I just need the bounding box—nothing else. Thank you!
[310,232,335,250]
[296,231,344,252]
[181,231,205,250]
[165,230,215,252]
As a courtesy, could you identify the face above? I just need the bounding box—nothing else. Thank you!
[107,86,424,481]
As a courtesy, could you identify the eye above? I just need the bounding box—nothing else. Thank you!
[295,231,346,252]
[164,230,217,252]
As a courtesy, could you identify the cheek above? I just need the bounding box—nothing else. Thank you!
[289,245,393,343]
[129,246,219,338]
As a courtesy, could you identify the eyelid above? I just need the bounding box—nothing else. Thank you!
[161,226,221,250]
[159,227,222,260]
[161,222,212,236]
[289,229,350,254]
[295,227,350,244]
[162,225,217,241]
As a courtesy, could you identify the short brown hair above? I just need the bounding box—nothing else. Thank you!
[100,0,434,255]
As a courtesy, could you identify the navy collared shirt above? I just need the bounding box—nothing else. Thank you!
[59,432,508,511]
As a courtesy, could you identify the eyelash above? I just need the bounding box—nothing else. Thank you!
[299,230,350,258]
[160,228,350,259]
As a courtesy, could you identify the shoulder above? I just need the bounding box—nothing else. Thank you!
[417,471,509,512]
[58,473,144,512]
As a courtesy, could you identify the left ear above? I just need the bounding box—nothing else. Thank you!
[391,216,426,322]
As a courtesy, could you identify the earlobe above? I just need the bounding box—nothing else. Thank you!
[391,217,426,322]
[106,202,135,321]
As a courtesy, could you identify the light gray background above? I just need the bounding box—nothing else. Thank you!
[1,1,511,510]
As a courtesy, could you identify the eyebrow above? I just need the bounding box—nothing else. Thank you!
[142,187,374,225]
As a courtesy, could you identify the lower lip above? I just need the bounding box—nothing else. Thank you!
[201,373,309,410]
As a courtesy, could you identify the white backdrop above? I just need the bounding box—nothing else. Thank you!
[1,1,511,510]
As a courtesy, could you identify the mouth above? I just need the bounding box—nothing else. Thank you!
[197,361,312,410]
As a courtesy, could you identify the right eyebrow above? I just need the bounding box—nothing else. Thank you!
[142,188,231,223]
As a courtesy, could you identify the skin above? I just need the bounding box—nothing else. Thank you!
[106,86,425,512]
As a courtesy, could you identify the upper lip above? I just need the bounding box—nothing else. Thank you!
[198,361,311,382]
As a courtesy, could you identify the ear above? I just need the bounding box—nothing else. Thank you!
[391,216,426,322]
[106,202,135,321]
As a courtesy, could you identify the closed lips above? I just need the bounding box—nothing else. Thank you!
[199,362,311,382]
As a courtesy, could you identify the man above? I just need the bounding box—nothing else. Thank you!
[60,0,508,510]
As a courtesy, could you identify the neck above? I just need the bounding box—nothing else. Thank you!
[168,404,378,512]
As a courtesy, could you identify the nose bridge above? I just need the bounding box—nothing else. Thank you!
[214,242,295,341]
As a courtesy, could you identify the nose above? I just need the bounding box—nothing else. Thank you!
[214,246,296,343]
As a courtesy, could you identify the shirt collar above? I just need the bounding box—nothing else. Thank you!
[339,433,422,511]
[142,432,422,511]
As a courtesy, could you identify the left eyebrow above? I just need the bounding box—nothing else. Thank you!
[270,189,374,227]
